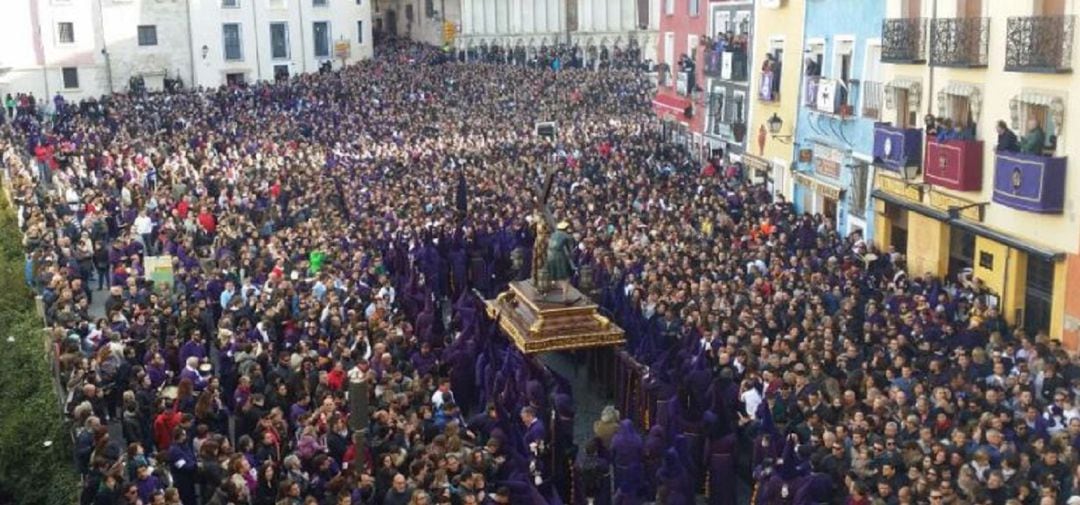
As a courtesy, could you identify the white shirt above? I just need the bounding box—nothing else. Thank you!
[741,388,763,420]
[134,215,153,235]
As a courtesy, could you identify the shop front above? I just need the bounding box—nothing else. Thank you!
[794,143,846,226]
[872,171,1066,337]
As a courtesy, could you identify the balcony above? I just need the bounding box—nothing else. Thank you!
[704,48,749,81]
[804,77,855,118]
[992,152,1066,213]
[882,18,928,64]
[872,123,923,177]
[930,17,989,67]
[925,139,983,191]
[1005,16,1075,73]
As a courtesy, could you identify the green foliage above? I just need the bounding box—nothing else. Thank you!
[0,188,79,504]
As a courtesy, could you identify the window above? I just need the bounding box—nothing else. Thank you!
[690,0,700,16]
[425,0,435,17]
[861,41,883,118]
[58,22,74,44]
[62,67,79,89]
[357,21,364,44]
[760,37,784,101]
[313,22,330,58]
[274,65,290,80]
[709,89,726,135]
[313,0,327,6]
[223,23,243,61]
[137,25,158,46]
[226,73,245,85]
[727,91,746,125]
[405,4,414,22]
[270,23,289,59]
[665,0,674,16]
[222,0,238,7]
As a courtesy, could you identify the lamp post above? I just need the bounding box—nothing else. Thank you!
[766,113,793,143]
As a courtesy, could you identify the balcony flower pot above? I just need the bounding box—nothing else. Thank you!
[733,122,747,142]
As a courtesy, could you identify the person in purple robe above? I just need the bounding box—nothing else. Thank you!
[657,447,693,505]
[611,419,645,498]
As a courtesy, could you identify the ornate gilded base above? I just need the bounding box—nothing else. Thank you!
[484,281,625,354]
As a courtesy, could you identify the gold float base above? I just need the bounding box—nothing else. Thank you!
[484,281,625,354]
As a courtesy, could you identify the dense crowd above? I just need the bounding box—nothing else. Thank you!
[2,38,1080,505]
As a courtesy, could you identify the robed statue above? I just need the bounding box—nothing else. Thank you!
[530,165,576,295]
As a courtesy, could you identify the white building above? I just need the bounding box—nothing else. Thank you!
[374,0,658,63]
[0,0,373,100]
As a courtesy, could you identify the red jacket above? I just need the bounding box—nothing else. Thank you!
[327,369,346,391]
[153,408,182,451]
[197,212,216,234]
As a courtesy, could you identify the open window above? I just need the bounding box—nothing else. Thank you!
[936,83,982,138]
[1010,92,1065,155]
[709,88,727,136]
[885,78,921,128]
[805,39,825,77]
[760,37,783,101]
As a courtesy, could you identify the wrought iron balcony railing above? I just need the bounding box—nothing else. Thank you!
[1005,15,1075,73]
[882,18,928,64]
[930,17,989,67]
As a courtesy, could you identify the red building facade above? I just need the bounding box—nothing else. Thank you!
[653,0,710,154]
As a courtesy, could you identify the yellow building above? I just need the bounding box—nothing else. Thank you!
[874,0,1080,347]
[746,0,805,200]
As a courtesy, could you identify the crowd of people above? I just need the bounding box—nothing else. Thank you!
[1,36,1080,505]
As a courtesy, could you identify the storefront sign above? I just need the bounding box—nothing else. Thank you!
[743,153,770,177]
[814,144,843,179]
[794,172,843,201]
[928,190,982,222]
[334,40,352,60]
[875,173,923,202]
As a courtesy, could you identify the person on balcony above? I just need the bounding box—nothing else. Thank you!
[995,120,1019,152]
[1020,118,1046,155]
[953,120,975,141]
[936,119,957,142]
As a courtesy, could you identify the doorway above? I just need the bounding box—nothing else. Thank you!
[902,0,922,17]
[385,10,398,36]
[895,88,912,128]
[1024,256,1055,336]
[957,0,982,17]
[948,227,975,281]
[1036,0,1066,16]
[887,203,909,255]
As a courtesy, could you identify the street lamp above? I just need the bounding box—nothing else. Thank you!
[201,45,209,60]
[766,113,793,143]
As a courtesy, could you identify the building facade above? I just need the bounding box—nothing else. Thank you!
[653,0,708,151]
[873,0,1080,346]
[375,0,658,65]
[653,0,754,162]
[793,0,885,240]
[0,0,373,100]
[745,0,805,199]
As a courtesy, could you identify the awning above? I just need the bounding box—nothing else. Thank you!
[886,77,921,92]
[941,82,979,97]
[652,93,691,114]
[794,172,844,200]
[871,189,1064,261]
[1010,91,1065,132]
[1014,91,1060,107]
